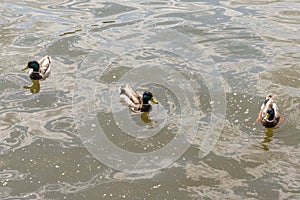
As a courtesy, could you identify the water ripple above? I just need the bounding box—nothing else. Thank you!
[0,0,300,199]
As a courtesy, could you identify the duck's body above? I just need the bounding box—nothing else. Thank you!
[257,95,281,128]
[120,84,158,112]
[22,56,51,80]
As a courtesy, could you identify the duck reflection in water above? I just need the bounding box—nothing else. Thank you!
[23,79,41,94]
[261,127,275,151]
[261,128,274,151]
[140,112,153,123]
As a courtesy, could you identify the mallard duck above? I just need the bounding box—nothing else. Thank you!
[22,56,51,80]
[120,84,158,112]
[256,95,282,128]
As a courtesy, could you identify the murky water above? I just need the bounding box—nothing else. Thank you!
[1,0,300,199]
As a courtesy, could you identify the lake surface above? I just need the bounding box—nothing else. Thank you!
[1,0,300,199]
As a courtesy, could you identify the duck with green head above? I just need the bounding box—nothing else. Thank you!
[255,94,283,128]
[22,56,51,80]
[120,84,158,112]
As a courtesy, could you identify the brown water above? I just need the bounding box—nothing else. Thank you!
[1,0,300,199]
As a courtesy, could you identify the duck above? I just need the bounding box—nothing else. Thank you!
[255,95,283,128]
[22,56,51,80]
[120,84,158,112]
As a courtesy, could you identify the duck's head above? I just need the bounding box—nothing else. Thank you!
[267,107,274,117]
[264,107,275,120]
[22,61,40,72]
[142,91,158,104]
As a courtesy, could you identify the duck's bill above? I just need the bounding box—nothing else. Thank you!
[151,97,158,104]
[264,113,270,120]
[22,66,28,71]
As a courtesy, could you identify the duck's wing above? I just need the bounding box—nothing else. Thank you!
[120,84,142,108]
[120,94,139,109]
[120,85,142,104]
[38,56,51,78]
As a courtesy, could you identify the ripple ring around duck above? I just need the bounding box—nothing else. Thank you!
[72,30,226,173]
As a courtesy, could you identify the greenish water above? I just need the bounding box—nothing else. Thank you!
[1,0,300,199]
